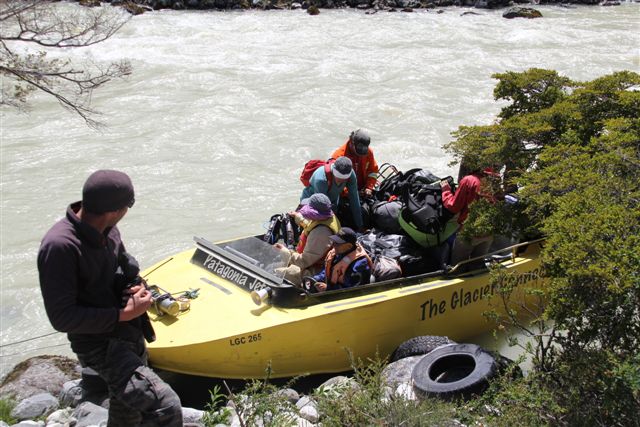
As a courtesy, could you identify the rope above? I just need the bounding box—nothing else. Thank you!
[0,342,69,358]
[0,331,61,349]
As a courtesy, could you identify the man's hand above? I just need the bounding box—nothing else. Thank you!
[315,282,327,292]
[364,188,373,198]
[119,285,152,322]
[440,180,451,192]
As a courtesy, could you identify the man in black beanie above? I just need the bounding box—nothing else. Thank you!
[37,170,182,426]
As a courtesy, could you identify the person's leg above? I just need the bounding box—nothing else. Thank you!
[450,237,474,267]
[467,235,494,271]
[78,337,182,427]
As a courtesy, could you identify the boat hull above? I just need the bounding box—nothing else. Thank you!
[145,239,544,379]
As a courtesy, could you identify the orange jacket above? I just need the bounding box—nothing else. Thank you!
[331,142,379,192]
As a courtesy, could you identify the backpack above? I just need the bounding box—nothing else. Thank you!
[374,168,441,202]
[263,213,298,249]
[300,159,334,191]
[402,177,452,236]
[371,200,403,234]
[371,255,403,283]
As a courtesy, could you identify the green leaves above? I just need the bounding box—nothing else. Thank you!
[446,69,640,424]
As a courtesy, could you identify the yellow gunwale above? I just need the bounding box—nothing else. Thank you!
[145,238,545,379]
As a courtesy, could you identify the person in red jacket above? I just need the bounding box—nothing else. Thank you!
[331,129,379,198]
[440,167,501,269]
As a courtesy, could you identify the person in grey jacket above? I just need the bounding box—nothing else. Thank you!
[37,170,182,427]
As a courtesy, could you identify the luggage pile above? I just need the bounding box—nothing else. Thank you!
[358,164,459,279]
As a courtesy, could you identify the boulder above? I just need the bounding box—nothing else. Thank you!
[296,396,319,423]
[11,393,59,421]
[72,401,108,427]
[0,355,80,402]
[182,406,205,423]
[382,355,423,387]
[46,408,76,426]
[503,7,542,18]
[274,387,300,404]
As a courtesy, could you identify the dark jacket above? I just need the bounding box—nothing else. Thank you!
[37,202,145,353]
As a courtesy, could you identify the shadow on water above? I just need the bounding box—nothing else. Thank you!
[155,368,353,410]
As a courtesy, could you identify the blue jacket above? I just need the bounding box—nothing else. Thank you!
[312,255,372,289]
[300,166,363,229]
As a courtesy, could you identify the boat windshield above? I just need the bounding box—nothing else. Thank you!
[216,236,290,280]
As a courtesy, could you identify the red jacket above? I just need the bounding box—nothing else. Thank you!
[331,142,379,192]
[441,174,483,224]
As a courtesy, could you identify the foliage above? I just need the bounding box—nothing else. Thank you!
[445,69,640,425]
[0,398,17,425]
[314,353,459,426]
[0,0,132,127]
[469,370,564,427]
[201,385,232,427]
[210,374,298,427]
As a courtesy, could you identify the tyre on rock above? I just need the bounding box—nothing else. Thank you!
[411,343,498,400]
[390,335,455,362]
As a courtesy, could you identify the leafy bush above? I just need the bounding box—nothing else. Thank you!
[446,69,640,425]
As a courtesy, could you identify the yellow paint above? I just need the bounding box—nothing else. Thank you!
[145,241,545,379]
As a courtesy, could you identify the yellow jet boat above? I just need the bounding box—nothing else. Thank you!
[143,236,545,379]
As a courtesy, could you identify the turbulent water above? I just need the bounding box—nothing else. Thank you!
[1,3,638,379]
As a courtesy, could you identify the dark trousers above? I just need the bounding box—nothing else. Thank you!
[76,337,182,427]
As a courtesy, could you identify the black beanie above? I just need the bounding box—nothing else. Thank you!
[82,170,135,214]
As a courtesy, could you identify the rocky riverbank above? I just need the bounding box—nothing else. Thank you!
[0,355,402,427]
[0,348,499,427]
[80,0,624,15]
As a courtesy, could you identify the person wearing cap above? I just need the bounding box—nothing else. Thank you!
[331,129,379,198]
[300,156,364,230]
[440,167,501,269]
[307,227,373,293]
[37,170,182,427]
[274,193,341,286]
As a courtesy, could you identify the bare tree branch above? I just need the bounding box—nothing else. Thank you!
[1,0,132,127]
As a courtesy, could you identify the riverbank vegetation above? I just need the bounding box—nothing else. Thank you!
[446,68,639,425]
[202,69,639,426]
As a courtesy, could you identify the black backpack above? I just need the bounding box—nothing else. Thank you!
[263,213,299,249]
[402,175,455,236]
[375,168,441,202]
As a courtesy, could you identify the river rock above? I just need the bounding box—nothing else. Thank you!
[502,6,542,18]
[0,355,80,402]
[46,408,76,425]
[10,422,44,427]
[274,387,300,404]
[183,406,205,423]
[382,355,423,387]
[11,393,59,421]
[295,396,319,423]
[72,401,108,427]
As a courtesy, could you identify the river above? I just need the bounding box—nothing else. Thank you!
[1,3,638,384]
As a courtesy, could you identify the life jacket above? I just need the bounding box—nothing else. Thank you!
[325,244,373,289]
[296,216,341,254]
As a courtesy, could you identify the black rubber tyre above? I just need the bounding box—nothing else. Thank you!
[390,335,455,362]
[411,343,497,400]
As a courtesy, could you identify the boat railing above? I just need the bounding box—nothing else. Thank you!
[446,238,545,276]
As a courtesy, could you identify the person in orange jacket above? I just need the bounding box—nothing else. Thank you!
[331,129,379,198]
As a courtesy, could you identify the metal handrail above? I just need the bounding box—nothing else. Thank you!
[447,238,545,275]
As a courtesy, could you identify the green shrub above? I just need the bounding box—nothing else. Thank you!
[0,398,17,425]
